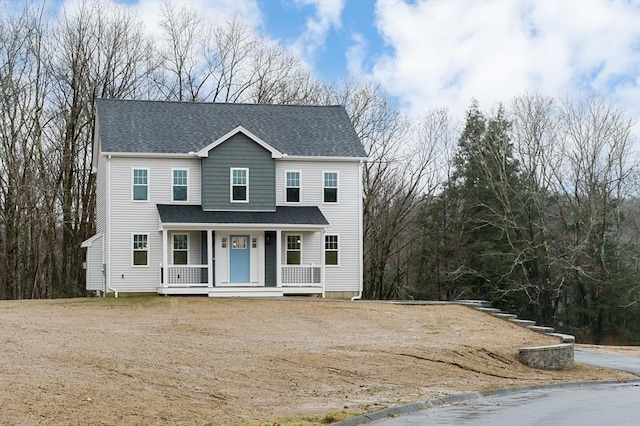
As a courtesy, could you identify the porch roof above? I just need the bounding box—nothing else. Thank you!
[157,204,329,227]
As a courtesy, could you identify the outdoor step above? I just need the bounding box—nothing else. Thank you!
[548,332,576,343]
[509,318,536,327]
[208,287,284,298]
[493,313,518,320]
[454,299,492,308]
[528,325,555,333]
[476,307,501,313]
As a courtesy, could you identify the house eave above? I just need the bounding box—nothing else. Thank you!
[158,223,327,231]
[278,155,368,162]
[101,152,198,159]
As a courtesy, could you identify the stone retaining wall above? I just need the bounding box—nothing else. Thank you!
[518,343,574,370]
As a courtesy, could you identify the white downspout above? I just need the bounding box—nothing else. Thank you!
[105,155,118,298]
[352,159,364,301]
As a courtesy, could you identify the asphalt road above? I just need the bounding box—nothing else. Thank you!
[372,350,640,426]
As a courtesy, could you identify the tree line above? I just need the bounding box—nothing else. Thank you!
[1,1,638,343]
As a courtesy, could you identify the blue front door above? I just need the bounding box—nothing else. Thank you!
[229,235,250,283]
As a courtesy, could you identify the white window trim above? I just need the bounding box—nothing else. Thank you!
[324,233,340,267]
[131,168,150,202]
[230,167,249,203]
[322,171,339,204]
[284,170,302,204]
[131,233,149,267]
[172,233,189,265]
[171,168,189,202]
[285,233,303,265]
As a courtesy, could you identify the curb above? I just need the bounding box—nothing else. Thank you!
[331,378,640,426]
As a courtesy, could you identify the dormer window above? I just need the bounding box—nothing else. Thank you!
[231,168,248,202]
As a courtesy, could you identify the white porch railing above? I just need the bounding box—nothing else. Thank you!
[281,265,322,286]
[162,265,209,286]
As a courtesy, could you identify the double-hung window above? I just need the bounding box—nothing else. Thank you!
[285,171,300,203]
[231,168,248,202]
[132,169,148,201]
[325,234,339,266]
[172,169,188,201]
[323,172,338,203]
[286,235,301,265]
[132,234,148,266]
[173,234,188,265]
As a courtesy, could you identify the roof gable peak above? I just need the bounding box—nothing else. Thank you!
[196,125,283,158]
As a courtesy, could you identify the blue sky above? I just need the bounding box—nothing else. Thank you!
[259,0,388,81]
[14,0,640,121]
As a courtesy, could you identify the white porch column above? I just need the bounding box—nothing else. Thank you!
[207,229,214,287]
[162,228,168,287]
[276,229,282,287]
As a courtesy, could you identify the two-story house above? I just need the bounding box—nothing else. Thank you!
[82,99,366,298]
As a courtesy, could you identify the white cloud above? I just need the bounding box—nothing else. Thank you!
[371,0,640,120]
[58,0,263,39]
[346,32,367,76]
[291,0,345,67]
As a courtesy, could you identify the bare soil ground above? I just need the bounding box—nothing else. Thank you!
[0,297,636,425]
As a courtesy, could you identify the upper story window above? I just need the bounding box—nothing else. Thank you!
[286,234,301,265]
[172,169,188,201]
[173,234,188,265]
[231,168,248,202]
[285,171,300,203]
[132,233,148,266]
[132,168,148,201]
[323,171,338,203]
[325,234,339,266]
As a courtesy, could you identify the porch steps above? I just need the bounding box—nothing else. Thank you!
[208,287,284,298]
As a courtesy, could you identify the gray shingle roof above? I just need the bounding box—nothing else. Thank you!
[97,99,366,158]
[157,205,329,226]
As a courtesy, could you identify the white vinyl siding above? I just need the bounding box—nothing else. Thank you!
[85,235,103,291]
[275,160,361,292]
[107,157,201,292]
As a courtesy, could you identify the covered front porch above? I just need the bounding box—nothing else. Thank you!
[156,204,328,297]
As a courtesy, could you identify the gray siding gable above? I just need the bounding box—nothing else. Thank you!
[96,98,366,158]
[201,133,275,211]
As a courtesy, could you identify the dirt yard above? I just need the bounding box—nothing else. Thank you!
[0,297,636,425]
